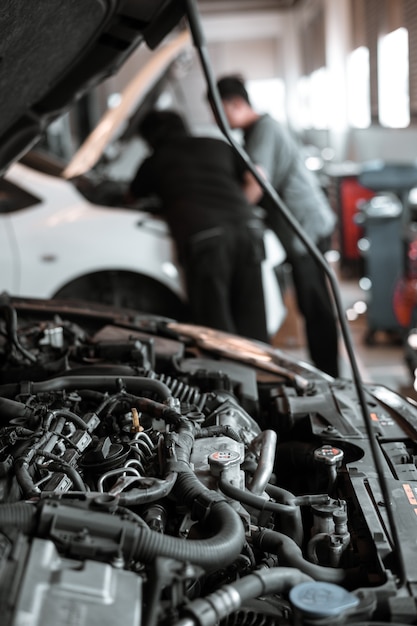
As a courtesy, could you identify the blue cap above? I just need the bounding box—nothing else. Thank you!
[289,582,359,618]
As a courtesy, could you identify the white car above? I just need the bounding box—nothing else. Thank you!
[0,32,287,334]
[1,154,286,333]
[1,156,187,317]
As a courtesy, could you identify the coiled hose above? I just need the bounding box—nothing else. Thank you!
[0,502,37,532]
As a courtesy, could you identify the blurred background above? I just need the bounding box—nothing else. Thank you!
[11,0,417,397]
[48,0,417,165]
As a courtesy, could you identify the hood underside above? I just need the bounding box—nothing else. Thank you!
[0,0,185,175]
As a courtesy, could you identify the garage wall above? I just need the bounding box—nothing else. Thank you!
[177,36,284,131]
[164,9,296,138]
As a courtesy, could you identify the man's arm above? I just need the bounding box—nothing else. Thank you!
[241,166,266,204]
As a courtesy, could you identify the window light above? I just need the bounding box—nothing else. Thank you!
[347,46,371,128]
[378,27,409,128]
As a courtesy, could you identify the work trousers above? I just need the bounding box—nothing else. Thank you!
[288,243,339,378]
[184,223,269,343]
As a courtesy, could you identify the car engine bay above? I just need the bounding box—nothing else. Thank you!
[0,293,417,626]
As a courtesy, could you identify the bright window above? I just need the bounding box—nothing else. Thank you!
[296,76,312,128]
[310,67,331,129]
[347,46,371,128]
[378,27,409,128]
[246,78,286,122]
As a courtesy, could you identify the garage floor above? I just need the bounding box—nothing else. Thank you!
[271,259,416,401]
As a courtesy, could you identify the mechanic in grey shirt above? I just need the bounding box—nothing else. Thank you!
[217,75,339,377]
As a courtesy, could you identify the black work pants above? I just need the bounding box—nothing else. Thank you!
[184,224,269,343]
[288,243,339,378]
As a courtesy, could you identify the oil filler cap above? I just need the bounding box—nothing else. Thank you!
[314,445,344,466]
[289,581,359,618]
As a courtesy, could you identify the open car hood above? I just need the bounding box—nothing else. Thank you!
[3,3,417,626]
[62,29,192,180]
[0,0,186,176]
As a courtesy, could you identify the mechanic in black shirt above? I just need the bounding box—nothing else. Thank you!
[129,109,269,343]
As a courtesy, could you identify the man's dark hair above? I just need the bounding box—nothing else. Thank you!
[138,109,189,149]
[216,75,250,104]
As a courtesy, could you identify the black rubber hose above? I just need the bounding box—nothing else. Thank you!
[132,497,245,570]
[219,476,303,545]
[264,483,329,546]
[13,417,67,498]
[219,476,297,514]
[36,450,87,492]
[47,409,89,431]
[0,502,37,532]
[38,419,244,571]
[122,419,245,568]
[127,421,244,569]
[47,462,87,492]
[59,365,138,377]
[266,483,330,508]
[0,397,34,424]
[118,472,177,506]
[176,567,313,626]
[0,302,37,363]
[37,492,245,572]
[14,459,40,498]
[98,392,184,426]
[196,425,242,442]
[0,376,172,401]
[252,527,362,586]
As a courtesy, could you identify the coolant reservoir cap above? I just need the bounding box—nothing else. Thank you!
[289,581,359,618]
[208,449,241,474]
